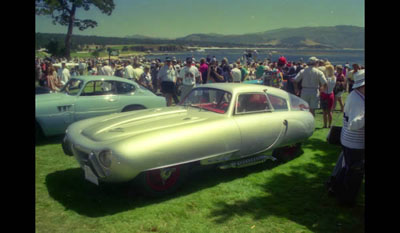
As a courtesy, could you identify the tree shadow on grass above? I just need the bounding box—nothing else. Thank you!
[208,138,365,233]
[45,157,283,218]
[36,134,64,146]
[44,137,364,232]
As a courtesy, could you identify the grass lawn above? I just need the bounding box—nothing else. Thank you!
[35,93,364,233]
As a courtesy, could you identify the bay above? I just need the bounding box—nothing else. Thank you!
[144,48,364,66]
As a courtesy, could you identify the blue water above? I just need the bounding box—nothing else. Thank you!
[144,48,364,66]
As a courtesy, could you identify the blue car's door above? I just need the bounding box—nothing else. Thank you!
[74,80,121,121]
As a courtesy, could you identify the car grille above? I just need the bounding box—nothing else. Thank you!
[73,145,106,178]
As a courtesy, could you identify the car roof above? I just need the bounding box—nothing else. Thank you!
[198,83,289,98]
[71,75,135,83]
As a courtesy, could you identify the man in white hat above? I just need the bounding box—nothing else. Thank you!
[293,56,328,117]
[334,69,364,205]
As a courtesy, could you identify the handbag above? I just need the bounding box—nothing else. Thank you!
[333,83,344,95]
[327,109,343,145]
[327,125,342,145]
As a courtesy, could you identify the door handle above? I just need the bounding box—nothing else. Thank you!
[108,99,116,102]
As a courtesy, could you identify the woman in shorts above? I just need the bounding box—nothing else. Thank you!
[320,65,336,128]
[333,65,346,112]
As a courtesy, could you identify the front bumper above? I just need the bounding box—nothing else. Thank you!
[63,134,141,184]
[62,135,74,156]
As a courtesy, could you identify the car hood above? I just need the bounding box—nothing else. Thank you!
[78,106,224,142]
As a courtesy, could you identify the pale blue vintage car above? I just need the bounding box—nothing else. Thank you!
[36,76,166,137]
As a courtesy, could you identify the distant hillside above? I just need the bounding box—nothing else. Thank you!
[36,25,364,50]
[177,25,364,49]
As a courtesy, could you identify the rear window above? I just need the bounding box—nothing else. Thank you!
[267,94,288,111]
[236,93,272,114]
[289,93,310,111]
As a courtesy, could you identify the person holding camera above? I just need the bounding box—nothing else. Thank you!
[207,60,225,83]
[157,57,178,106]
[220,58,233,82]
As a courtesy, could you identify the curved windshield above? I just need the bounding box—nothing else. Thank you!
[60,78,84,96]
[179,88,232,114]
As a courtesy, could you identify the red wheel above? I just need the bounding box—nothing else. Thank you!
[137,164,190,197]
[273,143,302,162]
[145,166,181,191]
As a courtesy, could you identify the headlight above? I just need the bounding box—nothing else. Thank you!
[98,150,112,168]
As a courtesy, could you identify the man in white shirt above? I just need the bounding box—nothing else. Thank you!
[231,63,242,83]
[58,62,71,85]
[123,61,135,80]
[132,63,144,81]
[293,56,327,117]
[178,57,201,99]
[99,61,113,76]
[78,59,87,75]
[334,69,364,205]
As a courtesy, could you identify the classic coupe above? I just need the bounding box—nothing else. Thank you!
[62,83,314,196]
[36,76,166,137]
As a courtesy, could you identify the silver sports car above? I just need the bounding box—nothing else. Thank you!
[62,83,314,196]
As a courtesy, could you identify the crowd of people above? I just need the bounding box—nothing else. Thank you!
[35,54,363,108]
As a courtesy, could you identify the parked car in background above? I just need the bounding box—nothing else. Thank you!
[36,76,166,137]
[35,86,53,95]
[62,83,314,196]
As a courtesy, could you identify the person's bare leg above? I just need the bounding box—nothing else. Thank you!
[338,97,344,112]
[328,110,333,128]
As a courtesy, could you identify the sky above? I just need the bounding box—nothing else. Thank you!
[35,0,365,39]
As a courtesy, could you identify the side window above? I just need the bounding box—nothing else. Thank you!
[116,82,136,94]
[81,81,95,96]
[289,93,310,111]
[236,93,271,114]
[81,81,116,96]
[267,94,288,111]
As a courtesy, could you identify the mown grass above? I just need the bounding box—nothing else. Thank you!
[35,93,364,233]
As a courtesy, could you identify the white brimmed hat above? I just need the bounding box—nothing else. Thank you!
[352,70,365,88]
[308,56,319,65]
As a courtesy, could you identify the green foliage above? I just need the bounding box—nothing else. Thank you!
[91,50,100,58]
[36,0,115,58]
[36,0,115,30]
[46,40,66,57]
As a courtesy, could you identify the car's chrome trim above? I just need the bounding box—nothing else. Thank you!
[145,149,240,171]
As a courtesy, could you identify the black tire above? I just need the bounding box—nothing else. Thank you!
[136,163,190,197]
[35,121,44,142]
[272,143,302,162]
[122,105,146,112]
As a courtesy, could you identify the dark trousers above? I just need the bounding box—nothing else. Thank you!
[336,146,365,205]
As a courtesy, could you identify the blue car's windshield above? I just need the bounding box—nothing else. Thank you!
[60,79,84,96]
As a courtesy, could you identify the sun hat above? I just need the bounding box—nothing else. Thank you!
[352,69,365,89]
[308,56,319,65]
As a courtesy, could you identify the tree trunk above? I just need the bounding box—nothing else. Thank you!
[65,5,76,60]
